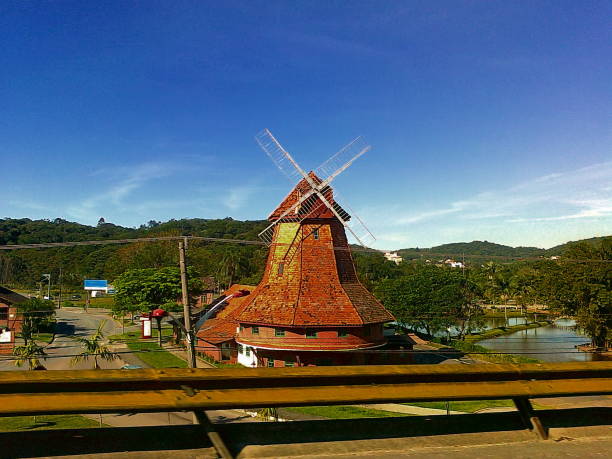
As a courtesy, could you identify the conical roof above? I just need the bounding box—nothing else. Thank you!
[268,172,350,222]
[236,191,394,327]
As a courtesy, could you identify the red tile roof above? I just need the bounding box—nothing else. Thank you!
[196,284,256,344]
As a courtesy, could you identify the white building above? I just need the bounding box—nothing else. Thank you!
[444,259,464,268]
[384,252,403,264]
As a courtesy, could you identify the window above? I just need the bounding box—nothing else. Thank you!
[306,329,317,338]
[245,346,251,357]
[239,325,244,332]
[284,361,294,367]
[252,326,259,335]
[278,262,284,275]
[267,359,275,368]
[238,344,244,354]
[0,308,7,322]
[338,330,348,338]
[275,328,285,337]
[313,228,319,240]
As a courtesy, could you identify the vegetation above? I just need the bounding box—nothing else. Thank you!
[449,340,540,364]
[285,405,411,419]
[0,217,267,290]
[407,400,515,413]
[112,266,203,320]
[0,415,104,432]
[14,298,55,344]
[0,217,609,348]
[71,320,119,369]
[374,266,484,338]
[13,340,47,369]
[462,321,551,343]
[109,330,187,368]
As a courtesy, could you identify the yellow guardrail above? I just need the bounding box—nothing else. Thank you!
[1,362,611,458]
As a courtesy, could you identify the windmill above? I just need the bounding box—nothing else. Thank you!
[255,129,376,248]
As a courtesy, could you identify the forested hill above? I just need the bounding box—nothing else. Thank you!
[0,218,266,245]
[396,237,610,259]
[0,217,608,289]
[0,217,268,288]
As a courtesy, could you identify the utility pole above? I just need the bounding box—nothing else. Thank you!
[179,238,197,368]
[57,267,62,309]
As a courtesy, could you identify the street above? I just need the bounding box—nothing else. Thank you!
[0,308,255,426]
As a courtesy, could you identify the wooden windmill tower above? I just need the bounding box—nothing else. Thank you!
[234,130,395,368]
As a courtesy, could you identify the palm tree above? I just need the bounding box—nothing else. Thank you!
[220,249,246,288]
[71,320,119,369]
[14,341,47,370]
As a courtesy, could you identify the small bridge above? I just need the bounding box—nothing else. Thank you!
[0,362,610,458]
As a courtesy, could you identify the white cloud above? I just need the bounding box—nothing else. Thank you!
[66,162,182,223]
[368,161,612,249]
[222,186,259,210]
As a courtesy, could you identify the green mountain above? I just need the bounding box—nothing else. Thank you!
[0,217,608,288]
[396,236,610,261]
[545,236,610,256]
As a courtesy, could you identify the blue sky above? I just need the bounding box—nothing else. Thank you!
[1,1,610,249]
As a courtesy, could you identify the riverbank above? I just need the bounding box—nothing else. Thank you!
[463,320,552,343]
[446,321,551,364]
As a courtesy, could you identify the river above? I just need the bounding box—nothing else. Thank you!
[478,318,610,362]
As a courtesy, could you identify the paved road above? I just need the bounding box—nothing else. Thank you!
[0,308,125,371]
[6,308,253,426]
[44,308,125,370]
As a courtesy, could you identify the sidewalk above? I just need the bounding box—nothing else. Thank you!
[358,403,464,416]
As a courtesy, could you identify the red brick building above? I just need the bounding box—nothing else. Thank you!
[195,283,256,364]
[0,286,26,354]
[232,175,396,367]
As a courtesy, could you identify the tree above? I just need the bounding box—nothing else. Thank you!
[374,265,480,338]
[14,298,55,342]
[71,320,119,369]
[14,340,47,370]
[113,266,203,314]
[541,238,611,348]
[219,248,248,288]
[454,279,485,340]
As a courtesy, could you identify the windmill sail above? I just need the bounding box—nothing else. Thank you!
[255,129,305,184]
[256,128,376,248]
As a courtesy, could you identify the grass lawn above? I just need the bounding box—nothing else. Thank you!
[406,400,515,413]
[285,405,412,419]
[109,330,187,369]
[405,399,547,413]
[462,321,551,344]
[0,415,104,431]
[32,332,54,344]
[70,296,115,309]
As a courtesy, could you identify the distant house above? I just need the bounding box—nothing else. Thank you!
[0,286,26,354]
[444,259,464,269]
[194,276,218,308]
[384,252,403,265]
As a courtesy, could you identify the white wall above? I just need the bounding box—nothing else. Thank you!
[236,342,258,367]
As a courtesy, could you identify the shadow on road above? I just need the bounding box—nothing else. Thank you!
[53,320,76,336]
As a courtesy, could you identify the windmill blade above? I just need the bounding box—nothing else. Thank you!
[257,189,327,245]
[331,189,376,247]
[255,129,307,184]
[314,136,371,184]
[311,189,375,248]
